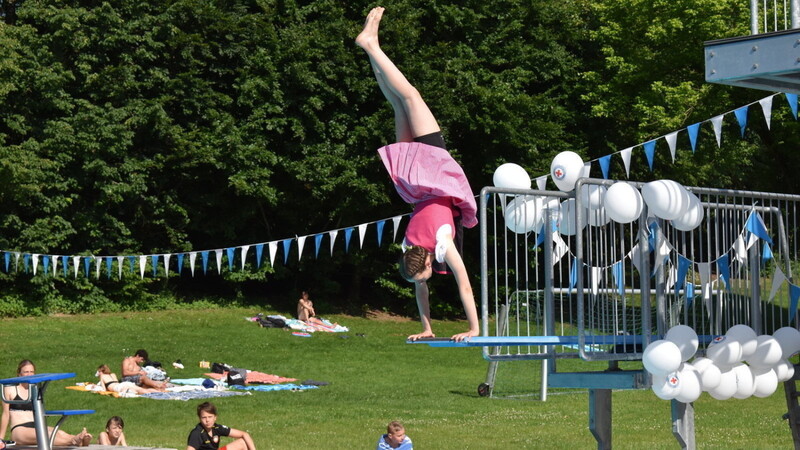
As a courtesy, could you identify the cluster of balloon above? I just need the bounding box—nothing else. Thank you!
[493,163,560,234]
[640,180,705,231]
[644,324,800,403]
[604,182,643,224]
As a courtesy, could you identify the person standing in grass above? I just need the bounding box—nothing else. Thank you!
[187,402,255,450]
[356,6,480,342]
[376,421,413,450]
[98,416,127,446]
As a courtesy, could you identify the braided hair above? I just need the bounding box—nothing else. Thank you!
[399,245,430,281]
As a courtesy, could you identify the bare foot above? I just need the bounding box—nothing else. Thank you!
[355,6,385,50]
[72,428,92,447]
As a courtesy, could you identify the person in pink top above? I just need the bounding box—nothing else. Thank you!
[356,6,479,342]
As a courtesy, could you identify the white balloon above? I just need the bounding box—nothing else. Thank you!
[732,364,756,399]
[641,180,691,220]
[504,196,540,234]
[604,182,644,224]
[674,366,702,403]
[665,325,699,362]
[706,336,743,367]
[708,368,738,400]
[745,335,783,368]
[726,325,758,359]
[651,372,681,400]
[493,163,531,190]
[774,359,795,382]
[580,185,607,210]
[752,367,779,398]
[692,357,722,391]
[671,192,704,231]
[557,199,586,236]
[643,340,682,375]
[550,151,584,192]
[773,327,800,359]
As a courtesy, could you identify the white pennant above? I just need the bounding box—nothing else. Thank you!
[769,266,787,302]
[620,147,632,178]
[652,239,671,273]
[582,162,592,178]
[698,263,712,316]
[391,216,402,242]
[297,236,307,262]
[189,252,197,277]
[95,256,101,279]
[733,235,748,265]
[268,241,278,267]
[214,249,223,274]
[536,175,548,191]
[117,256,124,279]
[629,243,643,275]
[32,254,39,275]
[163,254,171,277]
[358,224,368,249]
[52,255,58,277]
[241,245,250,270]
[711,115,724,147]
[665,131,678,162]
[73,256,80,278]
[590,267,602,295]
[666,263,677,290]
[139,255,146,279]
[329,230,339,256]
[14,252,20,272]
[759,95,774,130]
[746,232,759,250]
[551,233,569,264]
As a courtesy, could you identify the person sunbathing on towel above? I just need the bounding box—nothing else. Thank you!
[97,365,164,394]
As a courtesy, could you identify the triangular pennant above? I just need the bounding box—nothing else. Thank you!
[201,251,209,275]
[106,257,113,278]
[139,255,147,279]
[759,95,774,130]
[83,256,91,278]
[151,255,159,277]
[4,252,9,273]
[226,247,235,271]
[763,243,774,265]
[746,211,773,244]
[629,243,643,275]
[314,235,323,259]
[62,256,69,278]
[297,236,307,262]
[391,216,402,242]
[377,220,386,247]
[582,162,592,178]
[282,239,292,264]
[665,131,678,162]
[710,115,724,147]
[241,245,250,270]
[41,255,49,276]
[14,252,20,272]
[551,230,569,264]
[786,93,798,119]
[177,253,184,275]
[569,257,578,292]
[214,249,223,274]
[687,123,700,153]
[268,241,278,267]
[698,263,712,316]
[643,140,656,171]
[717,254,731,291]
[686,283,695,307]
[73,256,80,278]
[255,244,264,268]
[790,283,800,322]
[769,266,787,302]
[95,256,102,279]
[620,147,632,178]
[30,254,38,275]
[733,105,749,137]
[328,230,339,256]
[117,256,124,279]
[536,176,548,191]
[358,224,368,249]
[128,255,135,273]
[344,228,354,253]
[598,155,611,180]
[190,252,197,277]
[612,261,625,296]
[163,254,171,277]
[733,235,748,265]
[590,266,602,295]
[676,255,691,294]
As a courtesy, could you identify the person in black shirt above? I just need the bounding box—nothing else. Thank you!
[186,402,255,450]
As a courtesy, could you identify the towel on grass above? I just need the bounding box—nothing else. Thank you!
[204,371,297,384]
[140,390,250,401]
[229,384,318,392]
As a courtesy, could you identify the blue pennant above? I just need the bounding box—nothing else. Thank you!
[647,220,660,252]
[23,254,30,273]
[377,220,386,247]
[787,93,798,120]
[643,140,656,171]
[762,243,774,265]
[733,105,749,137]
[4,252,9,272]
[790,283,800,322]
[255,244,264,268]
[201,251,209,274]
[676,255,691,294]
[745,211,773,244]
[569,257,578,293]
[128,255,136,273]
[226,247,235,271]
[612,261,624,296]
[599,155,611,179]
[344,228,354,253]
[314,234,323,258]
[42,256,50,276]
[687,123,700,153]
[177,254,184,275]
[83,257,91,277]
[283,239,292,264]
[151,255,159,277]
[686,283,695,307]
[106,257,113,278]
[62,256,68,277]
[717,254,731,291]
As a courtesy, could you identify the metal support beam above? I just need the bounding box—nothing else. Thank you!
[671,400,696,449]
[589,389,612,450]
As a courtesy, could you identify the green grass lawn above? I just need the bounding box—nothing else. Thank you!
[0,308,795,449]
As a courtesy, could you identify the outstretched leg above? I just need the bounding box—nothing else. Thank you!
[356,7,440,141]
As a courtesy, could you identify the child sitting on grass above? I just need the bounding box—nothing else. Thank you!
[187,402,256,450]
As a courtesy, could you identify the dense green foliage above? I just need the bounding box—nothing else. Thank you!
[0,0,798,316]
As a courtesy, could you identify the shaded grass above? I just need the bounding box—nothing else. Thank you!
[0,308,795,449]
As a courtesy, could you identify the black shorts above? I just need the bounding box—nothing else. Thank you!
[414,131,446,150]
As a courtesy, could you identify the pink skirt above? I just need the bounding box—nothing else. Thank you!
[378,142,477,229]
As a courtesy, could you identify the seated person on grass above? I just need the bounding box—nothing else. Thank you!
[97,364,164,394]
[377,421,413,450]
[187,402,255,450]
[121,349,167,390]
[297,291,315,322]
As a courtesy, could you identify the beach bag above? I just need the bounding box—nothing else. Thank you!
[227,368,247,386]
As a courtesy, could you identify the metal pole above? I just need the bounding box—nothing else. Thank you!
[751,0,759,34]
[792,0,800,29]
